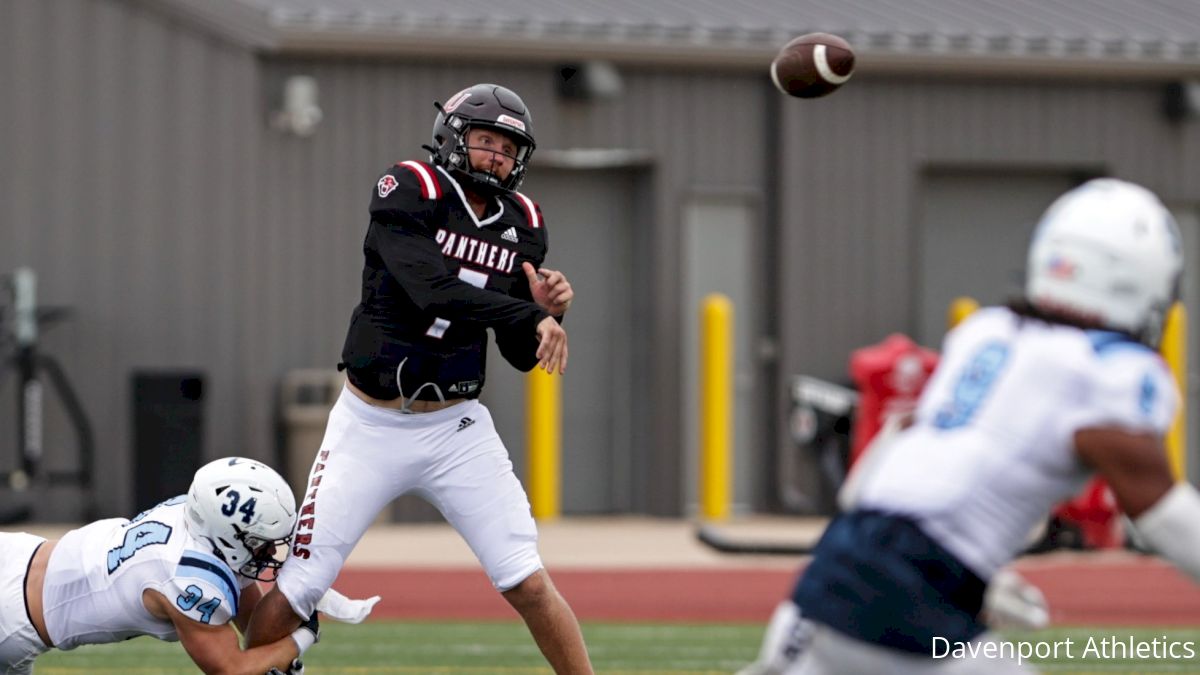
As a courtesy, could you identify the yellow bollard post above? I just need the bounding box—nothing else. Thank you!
[527,367,561,520]
[701,294,733,521]
[1161,302,1187,480]
[947,296,980,331]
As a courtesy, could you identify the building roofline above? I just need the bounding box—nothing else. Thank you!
[272,26,1200,81]
[128,0,277,50]
[132,0,1200,81]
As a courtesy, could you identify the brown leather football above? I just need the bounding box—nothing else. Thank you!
[771,33,856,99]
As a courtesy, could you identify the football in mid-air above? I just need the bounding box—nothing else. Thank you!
[770,32,855,99]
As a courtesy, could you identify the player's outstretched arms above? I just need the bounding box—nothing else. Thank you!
[245,586,304,648]
[143,589,315,675]
[535,316,568,375]
[1076,427,1200,582]
[233,580,264,635]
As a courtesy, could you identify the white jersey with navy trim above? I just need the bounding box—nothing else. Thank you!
[41,497,248,651]
[854,306,1178,580]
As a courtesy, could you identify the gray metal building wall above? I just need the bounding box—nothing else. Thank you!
[0,0,263,518]
[779,74,1200,379]
[7,0,1200,519]
[776,75,1200,503]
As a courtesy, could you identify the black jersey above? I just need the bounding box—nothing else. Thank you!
[340,160,552,401]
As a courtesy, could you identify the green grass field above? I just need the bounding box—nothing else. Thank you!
[32,622,1200,674]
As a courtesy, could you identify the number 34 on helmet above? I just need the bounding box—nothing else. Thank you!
[184,457,298,581]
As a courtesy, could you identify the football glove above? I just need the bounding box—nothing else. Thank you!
[316,588,382,624]
[982,568,1049,630]
[290,660,305,675]
[266,658,304,675]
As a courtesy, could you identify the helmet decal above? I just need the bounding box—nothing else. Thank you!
[443,89,472,114]
[1045,254,1076,280]
[496,114,526,132]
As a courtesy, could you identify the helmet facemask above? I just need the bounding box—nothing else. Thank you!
[234,528,292,582]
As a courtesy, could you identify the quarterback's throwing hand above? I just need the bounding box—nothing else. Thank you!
[535,316,568,375]
[523,262,573,316]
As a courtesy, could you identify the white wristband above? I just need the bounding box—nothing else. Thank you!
[1132,482,1200,584]
[290,627,317,656]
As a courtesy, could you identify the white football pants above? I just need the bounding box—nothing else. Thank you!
[0,533,48,675]
[277,386,542,618]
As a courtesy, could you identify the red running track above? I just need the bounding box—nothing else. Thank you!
[333,556,1200,625]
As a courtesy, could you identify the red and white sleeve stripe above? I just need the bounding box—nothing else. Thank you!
[513,191,541,229]
[398,161,442,200]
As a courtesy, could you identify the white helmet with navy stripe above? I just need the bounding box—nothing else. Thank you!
[1026,178,1183,347]
[185,457,297,580]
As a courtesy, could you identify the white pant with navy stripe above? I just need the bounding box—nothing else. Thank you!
[277,386,542,618]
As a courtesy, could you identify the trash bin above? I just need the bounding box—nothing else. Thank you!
[279,369,345,506]
[133,371,204,512]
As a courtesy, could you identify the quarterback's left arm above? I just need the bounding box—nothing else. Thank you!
[494,259,567,371]
[515,212,571,319]
[522,262,573,318]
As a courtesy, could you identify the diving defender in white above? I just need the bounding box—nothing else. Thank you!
[746,179,1200,674]
[0,458,316,675]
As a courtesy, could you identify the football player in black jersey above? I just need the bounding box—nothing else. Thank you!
[246,84,593,673]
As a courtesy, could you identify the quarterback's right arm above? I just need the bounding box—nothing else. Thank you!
[143,588,307,675]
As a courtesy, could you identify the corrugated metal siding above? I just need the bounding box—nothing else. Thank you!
[0,0,262,519]
[773,76,1200,506]
[778,74,1200,380]
[10,1,1200,519]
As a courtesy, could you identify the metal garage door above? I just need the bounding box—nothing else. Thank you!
[482,168,640,514]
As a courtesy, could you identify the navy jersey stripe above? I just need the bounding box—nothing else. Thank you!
[1086,329,1147,356]
[179,555,239,615]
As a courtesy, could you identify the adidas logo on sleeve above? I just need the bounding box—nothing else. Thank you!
[501,227,519,243]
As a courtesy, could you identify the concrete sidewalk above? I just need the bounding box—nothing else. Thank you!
[340,515,825,569]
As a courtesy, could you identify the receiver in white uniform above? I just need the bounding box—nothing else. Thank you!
[742,179,1200,675]
[856,307,1176,580]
